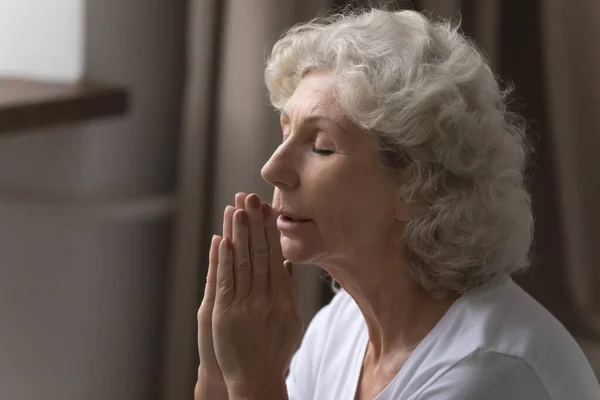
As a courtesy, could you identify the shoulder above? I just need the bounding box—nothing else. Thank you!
[449,277,584,358]
[415,350,551,400]
[459,278,593,369]
[418,277,600,399]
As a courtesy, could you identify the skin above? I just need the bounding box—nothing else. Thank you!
[196,71,458,400]
[262,71,458,399]
[197,193,302,400]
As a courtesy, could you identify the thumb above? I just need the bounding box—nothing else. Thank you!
[284,260,294,278]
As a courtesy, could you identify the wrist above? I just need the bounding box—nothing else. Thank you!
[196,367,228,400]
[226,376,288,400]
[195,378,228,400]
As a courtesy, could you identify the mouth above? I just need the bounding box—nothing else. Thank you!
[280,215,311,224]
[275,210,312,230]
[277,211,311,223]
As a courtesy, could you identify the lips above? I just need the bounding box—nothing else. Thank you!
[276,210,311,222]
[281,215,310,223]
[276,212,312,231]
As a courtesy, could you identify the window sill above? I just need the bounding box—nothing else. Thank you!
[0,77,129,135]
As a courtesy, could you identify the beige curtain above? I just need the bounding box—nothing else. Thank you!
[160,1,333,399]
[542,0,600,333]
[541,0,600,370]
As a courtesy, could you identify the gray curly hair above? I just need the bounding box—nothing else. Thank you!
[264,8,533,294]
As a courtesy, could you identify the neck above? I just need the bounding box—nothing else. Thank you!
[321,250,458,363]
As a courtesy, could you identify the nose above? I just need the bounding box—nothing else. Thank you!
[261,143,300,190]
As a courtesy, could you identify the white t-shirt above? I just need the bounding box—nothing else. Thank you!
[286,277,600,399]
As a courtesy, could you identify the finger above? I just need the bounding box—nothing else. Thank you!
[262,202,287,289]
[223,205,235,240]
[245,194,270,295]
[197,235,222,369]
[235,192,248,210]
[215,236,235,308]
[203,235,223,305]
[284,260,294,278]
[232,209,252,301]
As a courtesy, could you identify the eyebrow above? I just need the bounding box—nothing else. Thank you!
[280,110,346,133]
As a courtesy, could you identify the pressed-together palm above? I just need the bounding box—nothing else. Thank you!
[196,193,303,397]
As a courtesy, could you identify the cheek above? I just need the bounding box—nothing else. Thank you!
[307,171,355,230]
[317,180,395,242]
[302,157,396,240]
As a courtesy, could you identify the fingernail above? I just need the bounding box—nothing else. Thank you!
[249,194,261,209]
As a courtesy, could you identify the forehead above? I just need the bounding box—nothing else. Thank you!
[282,71,341,118]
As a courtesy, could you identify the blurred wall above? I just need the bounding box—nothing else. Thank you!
[0,0,186,399]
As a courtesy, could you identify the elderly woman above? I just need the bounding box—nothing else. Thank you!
[195,8,600,400]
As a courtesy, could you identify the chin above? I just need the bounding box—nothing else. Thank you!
[280,235,323,264]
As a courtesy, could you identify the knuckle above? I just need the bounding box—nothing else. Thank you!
[197,306,211,323]
[235,259,251,270]
[218,278,234,292]
[251,247,269,259]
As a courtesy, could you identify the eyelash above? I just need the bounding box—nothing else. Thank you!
[281,129,334,156]
[311,144,334,156]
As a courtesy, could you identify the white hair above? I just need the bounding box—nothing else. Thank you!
[264,8,533,294]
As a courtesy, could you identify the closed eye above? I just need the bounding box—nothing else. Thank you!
[311,145,334,156]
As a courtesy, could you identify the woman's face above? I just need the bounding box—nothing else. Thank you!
[261,71,409,267]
